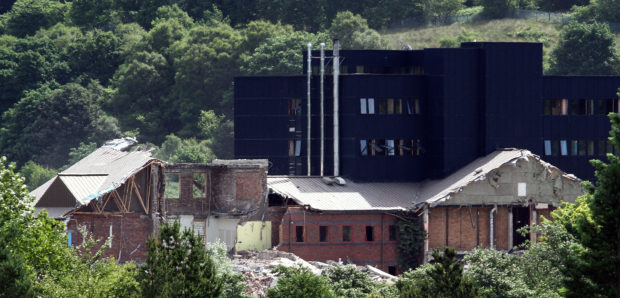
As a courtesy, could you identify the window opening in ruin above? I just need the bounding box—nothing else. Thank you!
[365,226,374,241]
[192,173,206,198]
[295,226,304,242]
[388,266,397,275]
[164,173,179,199]
[389,225,397,241]
[512,207,530,248]
[268,194,284,207]
[343,226,352,242]
[320,226,328,242]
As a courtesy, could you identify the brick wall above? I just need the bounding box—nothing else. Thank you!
[67,213,152,262]
[277,207,400,273]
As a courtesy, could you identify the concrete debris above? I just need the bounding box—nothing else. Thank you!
[232,249,395,297]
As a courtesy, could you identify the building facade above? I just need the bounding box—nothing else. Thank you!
[234,42,620,182]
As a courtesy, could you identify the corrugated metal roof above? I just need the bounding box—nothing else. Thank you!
[31,146,155,207]
[268,149,573,211]
[59,175,107,204]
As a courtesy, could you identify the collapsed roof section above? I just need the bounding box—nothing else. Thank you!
[31,138,160,217]
[267,149,583,212]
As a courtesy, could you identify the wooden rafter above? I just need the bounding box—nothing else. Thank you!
[126,176,134,212]
[145,168,151,212]
[132,179,148,214]
[113,190,128,213]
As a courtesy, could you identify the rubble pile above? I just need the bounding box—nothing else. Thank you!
[231,249,396,297]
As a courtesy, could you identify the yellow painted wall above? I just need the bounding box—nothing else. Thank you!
[235,221,271,251]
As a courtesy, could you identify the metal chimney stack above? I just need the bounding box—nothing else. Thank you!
[332,39,340,177]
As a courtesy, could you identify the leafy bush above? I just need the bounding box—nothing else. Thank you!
[322,264,377,297]
[19,161,56,190]
[206,240,249,298]
[267,265,335,298]
[464,248,533,297]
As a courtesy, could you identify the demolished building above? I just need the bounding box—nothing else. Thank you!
[32,139,270,262]
[266,149,583,273]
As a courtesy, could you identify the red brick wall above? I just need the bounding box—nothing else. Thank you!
[277,207,400,273]
[67,213,152,263]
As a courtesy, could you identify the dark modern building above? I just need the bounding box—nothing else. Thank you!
[234,42,620,182]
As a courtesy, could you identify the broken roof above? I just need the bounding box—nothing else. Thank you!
[268,149,581,212]
[31,141,156,208]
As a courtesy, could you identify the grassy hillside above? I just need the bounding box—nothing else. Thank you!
[381,18,620,72]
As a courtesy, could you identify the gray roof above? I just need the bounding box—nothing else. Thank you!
[32,147,155,206]
[267,149,578,211]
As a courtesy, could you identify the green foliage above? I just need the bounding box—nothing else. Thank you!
[2,0,67,37]
[242,31,330,75]
[538,0,587,12]
[267,265,335,298]
[206,241,249,298]
[35,226,141,297]
[426,0,466,22]
[19,161,56,191]
[240,20,294,54]
[328,11,388,50]
[152,4,195,29]
[464,248,533,297]
[67,29,122,84]
[322,264,378,297]
[155,134,216,163]
[397,248,479,297]
[395,212,426,271]
[139,221,222,298]
[440,28,482,47]
[0,246,33,297]
[69,0,118,29]
[549,22,618,75]
[595,0,620,22]
[481,0,517,19]
[65,142,97,167]
[199,110,234,159]
[0,83,121,168]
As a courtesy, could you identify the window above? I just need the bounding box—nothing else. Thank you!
[356,65,364,73]
[289,140,301,157]
[544,140,551,156]
[386,98,395,114]
[560,140,568,156]
[320,226,328,242]
[571,140,578,156]
[378,99,387,114]
[192,173,206,198]
[395,99,403,114]
[597,99,619,115]
[397,139,405,156]
[388,266,397,275]
[368,98,375,114]
[406,99,421,115]
[164,173,180,199]
[388,225,397,241]
[289,98,302,115]
[295,226,304,242]
[571,99,594,115]
[365,226,374,241]
[386,139,395,156]
[343,226,352,242]
[547,98,568,115]
[607,140,615,154]
[360,140,368,156]
[598,140,606,156]
[360,98,367,114]
[360,98,376,114]
[587,140,594,156]
[295,140,301,156]
[551,140,560,156]
[579,140,586,156]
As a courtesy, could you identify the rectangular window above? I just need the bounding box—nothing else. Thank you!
[375,139,386,155]
[607,140,614,154]
[368,98,375,114]
[414,99,421,114]
[320,226,328,242]
[360,140,368,156]
[164,173,180,199]
[192,173,206,198]
[395,99,402,114]
[552,140,560,156]
[356,65,364,73]
[551,99,568,115]
[368,139,376,156]
[544,99,551,115]
[386,139,395,156]
[587,140,594,156]
[295,140,301,156]
[544,140,551,156]
[295,226,304,242]
[378,99,387,114]
[579,140,586,156]
[365,226,374,241]
[388,225,397,241]
[571,99,594,115]
[598,99,614,115]
[571,140,578,156]
[397,139,405,156]
[560,140,568,156]
[386,98,394,114]
[342,226,352,242]
[289,98,302,115]
[598,140,606,156]
[289,140,295,157]
[360,98,367,114]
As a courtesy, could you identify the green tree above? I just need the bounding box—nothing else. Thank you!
[328,11,388,50]
[267,265,335,298]
[139,221,222,297]
[240,20,294,54]
[198,110,234,159]
[0,246,33,297]
[464,248,533,297]
[538,0,588,12]
[595,0,620,22]
[2,0,67,37]
[322,264,377,298]
[206,241,249,298]
[396,212,426,271]
[481,0,517,19]
[69,0,118,28]
[549,22,618,75]
[426,0,466,23]
[0,83,120,168]
[67,29,122,84]
[19,161,57,191]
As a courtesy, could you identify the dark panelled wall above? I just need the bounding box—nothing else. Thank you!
[542,76,620,180]
[235,43,619,182]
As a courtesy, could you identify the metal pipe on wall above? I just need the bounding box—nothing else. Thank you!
[490,205,497,248]
[306,43,312,176]
[320,43,325,177]
[332,39,340,177]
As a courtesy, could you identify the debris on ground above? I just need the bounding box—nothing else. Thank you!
[231,249,396,297]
